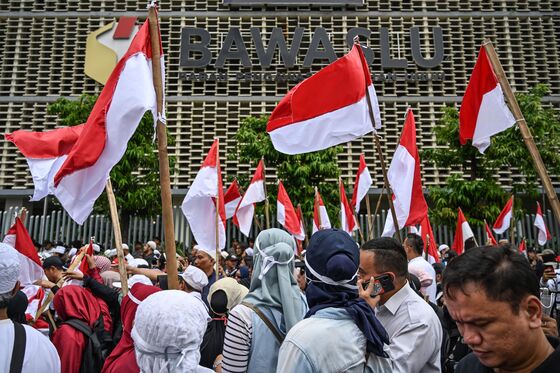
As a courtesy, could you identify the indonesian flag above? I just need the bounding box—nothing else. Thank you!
[224,180,242,219]
[79,240,94,274]
[453,208,474,255]
[493,196,513,234]
[295,205,306,255]
[518,239,526,253]
[459,46,515,153]
[350,154,372,213]
[3,218,43,285]
[419,215,440,264]
[485,221,498,245]
[534,202,551,246]
[277,181,305,240]
[312,189,331,234]
[382,109,428,237]
[233,160,266,237]
[45,19,163,224]
[5,125,84,201]
[20,285,45,322]
[340,179,358,234]
[267,44,381,154]
[181,139,227,254]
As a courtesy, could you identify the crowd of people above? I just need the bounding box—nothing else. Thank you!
[1,229,560,372]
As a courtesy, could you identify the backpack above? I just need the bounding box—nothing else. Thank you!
[63,315,113,373]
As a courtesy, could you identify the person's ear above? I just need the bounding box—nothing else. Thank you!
[524,295,542,329]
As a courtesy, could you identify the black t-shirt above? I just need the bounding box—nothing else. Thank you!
[455,336,560,373]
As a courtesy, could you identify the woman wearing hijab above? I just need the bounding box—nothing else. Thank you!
[132,290,212,373]
[199,277,249,369]
[235,266,251,288]
[277,229,392,372]
[102,283,161,373]
[220,228,307,373]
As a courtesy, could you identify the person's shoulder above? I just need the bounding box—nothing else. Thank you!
[23,324,58,352]
[401,289,440,324]
[229,303,253,324]
[455,353,491,373]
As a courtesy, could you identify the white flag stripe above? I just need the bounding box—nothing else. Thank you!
[235,180,266,236]
[225,197,241,219]
[354,167,372,213]
[534,213,549,246]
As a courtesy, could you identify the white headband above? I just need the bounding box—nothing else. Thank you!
[255,239,294,280]
[304,256,358,290]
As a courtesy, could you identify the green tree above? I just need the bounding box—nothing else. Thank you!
[47,94,175,223]
[229,115,343,225]
[424,84,560,227]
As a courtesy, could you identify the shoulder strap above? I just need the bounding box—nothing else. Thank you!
[241,301,284,344]
[10,322,26,373]
[64,319,94,337]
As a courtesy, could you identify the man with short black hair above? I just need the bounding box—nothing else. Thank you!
[404,233,437,303]
[359,237,442,373]
[194,247,217,307]
[444,245,560,372]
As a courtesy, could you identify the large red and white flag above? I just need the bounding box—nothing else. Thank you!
[267,44,381,154]
[340,179,358,235]
[3,217,43,285]
[36,19,163,224]
[312,189,331,234]
[419,215,440,264]
[453,208,475,255]
[277,181,305,240]
[485,221,498,245]
[224,180,242,219]
[382,109,428,237]
[5,125,84,201]
[181,139,226,254]
[459,46,515,153]
[493,196,513,234]
[233,160,266,237]
[351,154,372,213]
[534,202,551,246]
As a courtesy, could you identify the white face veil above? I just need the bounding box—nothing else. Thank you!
[132,290,210,373]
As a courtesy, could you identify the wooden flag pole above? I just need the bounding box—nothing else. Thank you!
[314,186,322,228]
[424,234,430,261]
[509,195,516,245]
[262,157,270,229]
[148,6,178,290]
[297,204,309,247]
[105,180,128,295]
[365,194,373,240]
[215,139,221,278]
[483,39,560,227]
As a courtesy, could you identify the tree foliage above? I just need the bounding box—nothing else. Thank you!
[229,115,343,223]
[47,94,175,218]
[424,84,560,226]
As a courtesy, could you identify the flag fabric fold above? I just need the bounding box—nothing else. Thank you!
[493,196,513,235]
[350,154,372,213]
[3,217,44,285]
[277,181,305,240]
[518,239,526,253]
[295,205,306,255]
[453,208,474,255]
[459,46,515,153]
[485,221,498,245]
[534,202,551,246]
[233,160,266,237]
[181,139,226,254]
[340,179,358,235]
[382,109,428,237]
[419,215,440,264]
[312,189,331,234]
[79,241,94,274]
[267,44,381,154]
[224,180,242,219]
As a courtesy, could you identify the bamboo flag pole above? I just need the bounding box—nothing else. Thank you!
[365,194,373,240]
[297,204,309,247]
[314,186,322,228]
[262,157,270,229]
[354,37,401,242]
[340,177,364,243]
[509,195,516,245]
[105,180,128,294]
[483,39,560,227]
[215,139,221,278]
[148,5,178,290]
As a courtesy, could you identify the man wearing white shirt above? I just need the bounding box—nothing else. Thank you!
[404,233,437,303]
[359,237,443,373]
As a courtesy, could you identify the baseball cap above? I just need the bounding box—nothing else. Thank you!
[42,256,65,270]
[227,254,238,261]
[147,241,157,250]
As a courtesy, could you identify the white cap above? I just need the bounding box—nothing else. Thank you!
[154,250,161,259]
[128,258,150,268]
[109,249,117,257]
[220,251,229,260]
[180,266,208,292]
[122,244,129,251]
[92,244,101,253]
[438,244,449,252]
[104,249,112,257]
[245,248,254,257]
[53,246,66,254]
[114,274,152,289]
[68,248,78,257]
[0,243,20,293]
[147,241,157,250]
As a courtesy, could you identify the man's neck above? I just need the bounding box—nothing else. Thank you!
[204,267,214,277]
[408,253,421,261]
[498,333,554,373]
[0,308,7,320]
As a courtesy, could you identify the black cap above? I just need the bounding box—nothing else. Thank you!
[42,256,65,270]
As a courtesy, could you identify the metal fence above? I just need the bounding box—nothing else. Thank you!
[1,206,558,252]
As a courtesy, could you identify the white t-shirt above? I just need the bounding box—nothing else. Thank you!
[0,319,61,373]
[408,256,437,303]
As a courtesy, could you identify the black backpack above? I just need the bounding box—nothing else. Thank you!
[63,315,112,373]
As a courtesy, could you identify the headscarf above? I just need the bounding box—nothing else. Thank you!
[102,283,161,373]
[94,255,112,273]
[238,266,250,288]
[244,228,304,332]
[132,290,209,373]
[53,285,101,327]
[7,290,28,324]
[207,277,248,315]
[305,229,389,357]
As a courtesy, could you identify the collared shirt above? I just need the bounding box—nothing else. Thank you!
[408,256,437,303]
[376,282,443,373]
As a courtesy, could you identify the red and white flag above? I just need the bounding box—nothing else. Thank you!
[493,196,513,235]
[459,46,515,153]
[277,181,305,240]
[3,217,43,285]
[224,180,242,219]
[233,160,266,237]
[267,44,381,154]
[518,239,526,253]
[181,139,226,254]
[534,202,551,246]
[485,221,498,245]
[296,205,306,255]
[312,189,331,234]
[419,215,440,264]
[21,285,45,322]
[79,240,94,274]
[31,20,163,224]
[351,154,372,213]
[382,109,428,237]
[5,125,84,202]
[340,179,358,235]
[453,208,475,255]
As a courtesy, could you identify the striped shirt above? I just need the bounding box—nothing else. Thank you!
[221,304,253,373]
